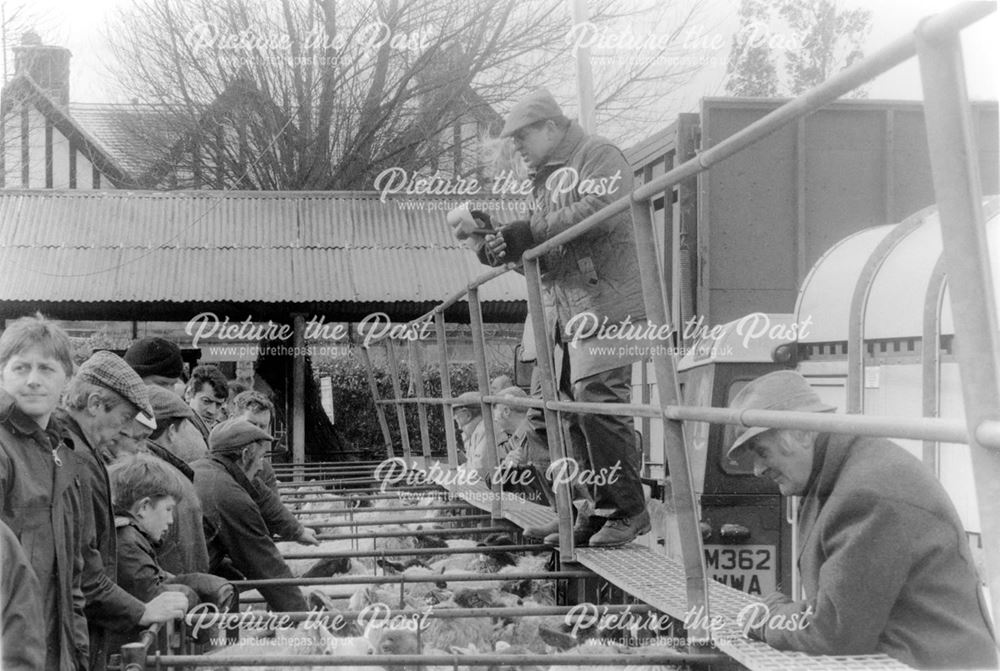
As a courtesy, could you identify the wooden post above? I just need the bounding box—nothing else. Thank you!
[292,314,306,481]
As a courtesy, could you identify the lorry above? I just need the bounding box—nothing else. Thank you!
[618,97,999,599]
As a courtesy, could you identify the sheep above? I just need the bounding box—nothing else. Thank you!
[203,623,382,671]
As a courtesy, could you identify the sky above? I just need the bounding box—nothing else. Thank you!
[6,0,998,130]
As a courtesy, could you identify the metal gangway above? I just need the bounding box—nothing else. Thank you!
[362,3,1000,669]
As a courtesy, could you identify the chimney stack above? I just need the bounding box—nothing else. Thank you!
[13,31,71,108]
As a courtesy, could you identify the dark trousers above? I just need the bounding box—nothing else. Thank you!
[571,365,646,519]
[526,346,645,520]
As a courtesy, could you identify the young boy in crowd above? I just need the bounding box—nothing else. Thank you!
[109,453,239,644]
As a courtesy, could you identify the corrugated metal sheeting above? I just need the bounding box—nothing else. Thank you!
[0,190,527,308]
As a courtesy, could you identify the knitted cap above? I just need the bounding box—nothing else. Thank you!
[124,337,183,379]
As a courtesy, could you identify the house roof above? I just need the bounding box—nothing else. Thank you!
[0,190,527,322]
[1,75,136,186]
[69,103,184,180]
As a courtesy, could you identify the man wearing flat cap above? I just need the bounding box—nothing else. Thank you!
[61,350,189,671]
[475,88,648,547]
[453,391,492,477]
[136,384,211,575]
[192,418,308,613]
[728,370,996,669]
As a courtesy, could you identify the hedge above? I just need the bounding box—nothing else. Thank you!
[313,352,513,459]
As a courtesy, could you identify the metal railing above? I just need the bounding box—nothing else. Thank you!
[366,0,999,649]
[118,4,997,668]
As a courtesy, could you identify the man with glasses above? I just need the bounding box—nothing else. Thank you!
[478,88,649,547]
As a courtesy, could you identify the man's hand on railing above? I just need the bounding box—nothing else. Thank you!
[137,591,190,626]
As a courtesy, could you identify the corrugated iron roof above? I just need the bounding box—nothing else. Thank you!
[0,190,527,310]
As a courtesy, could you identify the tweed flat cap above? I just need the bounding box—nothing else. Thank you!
[500,88,564,138]
[726,371,836,458]
[124,337,184,379]
[77,351,155,428]
[209,418,273,454]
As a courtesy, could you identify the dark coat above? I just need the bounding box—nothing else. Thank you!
[762,433,997,669]
[61,413,146,671]
[252,459,303,541]
[144,440,210,574]
[114,513,172,603]
[1,518,46,670]
[0,392,89,671]
[192,455,306,612]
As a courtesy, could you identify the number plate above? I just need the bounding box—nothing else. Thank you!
[703,544,776,596]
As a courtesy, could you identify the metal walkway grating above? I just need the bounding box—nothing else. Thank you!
[406,460,910,670]
[575,547,911,671]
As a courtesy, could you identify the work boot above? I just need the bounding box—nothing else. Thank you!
[523,518,560,540]
[544,515,606,547]
[587,509,651,548]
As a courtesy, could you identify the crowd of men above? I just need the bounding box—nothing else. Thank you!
[0,322,317,670]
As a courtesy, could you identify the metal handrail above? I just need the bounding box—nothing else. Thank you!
[367,0,997,652]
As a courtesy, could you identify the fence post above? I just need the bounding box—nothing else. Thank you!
[468,287,502,519]
[408,337,432,459]
[630,197,709,641]
[917,23,1000,621]
[358,345,394,459]
[523,258,576,557]
[384,340,413,460]
[435,312,459,468]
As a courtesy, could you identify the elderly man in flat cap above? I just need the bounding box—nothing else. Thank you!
[475,88,648,547]
[61,350,189,671]
[452,391,492,478]
[192,418,308,613]
[728,370,996,669]
[129,384,211,575]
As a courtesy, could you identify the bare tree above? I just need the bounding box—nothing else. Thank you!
[102,0,710,190]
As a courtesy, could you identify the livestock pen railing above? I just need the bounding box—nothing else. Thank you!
[360,2,1000,667]
[124,3,997,670]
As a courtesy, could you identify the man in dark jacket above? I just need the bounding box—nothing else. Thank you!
[63,351,188,671]
[1,515,45,669]
[193,418,308,613]
[728,370,997,670]
[230,390,318,546]
[0,315,89,670]
[142,384,212,574]
[480,89,648,547]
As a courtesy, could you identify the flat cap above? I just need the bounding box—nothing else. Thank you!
[78,351,155,428]
[726,371,836,458]
[452,391,483,409]
[124,337,183,379]
[500,88,564,138]
[209,418,273,454]
[496,386,527,399]
[145,384,195,426]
